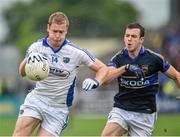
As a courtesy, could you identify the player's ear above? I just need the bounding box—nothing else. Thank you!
[65,29,68,35]
[47,24,50,32]
[140,37,144,44]
[65,26,68,35]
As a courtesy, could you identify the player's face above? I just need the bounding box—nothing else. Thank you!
[124,28,144,53]
[47,23,68,48]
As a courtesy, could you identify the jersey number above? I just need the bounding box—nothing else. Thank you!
[52,57,58,63]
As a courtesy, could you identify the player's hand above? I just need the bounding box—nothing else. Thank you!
[125,64,145,80]
[27,52,44,63]
[82,78,100,91]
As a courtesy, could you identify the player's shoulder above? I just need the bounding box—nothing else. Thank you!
[26,38,46,55]
[66,40,80,50]
[66,39,90,54]
[145,48,164,60]
[111,48,126,59]
[66,39,95,61]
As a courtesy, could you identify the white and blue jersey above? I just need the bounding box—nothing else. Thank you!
[108,47,170,113]
[26,37,95,107]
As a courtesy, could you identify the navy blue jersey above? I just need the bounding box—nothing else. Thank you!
[108,47,170,113]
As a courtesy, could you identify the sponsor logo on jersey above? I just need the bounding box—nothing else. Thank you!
[120,78,150,88]
[50,67,70,78]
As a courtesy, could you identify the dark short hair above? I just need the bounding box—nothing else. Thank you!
[126,23,145,37]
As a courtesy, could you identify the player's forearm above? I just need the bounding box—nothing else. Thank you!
[165,66,180,89]
[105,65,126,83]
[19,58,26,77]
[95,66,109,86]
[175,72,180,88]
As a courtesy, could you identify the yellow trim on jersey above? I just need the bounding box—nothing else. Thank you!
[111,49,124,60]
[146,49,164,60]
[121,76,137,78]
[121,73,157,79]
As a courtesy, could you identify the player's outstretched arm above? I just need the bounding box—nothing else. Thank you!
[165,66,180,88]
[105,66,126,83]
[82,59,108,91]
[105,64,144,83]
[19,58,26,77]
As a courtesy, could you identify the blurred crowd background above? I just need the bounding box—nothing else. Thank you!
[0,0,179,117]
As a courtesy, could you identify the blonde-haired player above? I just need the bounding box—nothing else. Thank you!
[13,11,108,137]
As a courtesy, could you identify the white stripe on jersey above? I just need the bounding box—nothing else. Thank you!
[26,37,96,107]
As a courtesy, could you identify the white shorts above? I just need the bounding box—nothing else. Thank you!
[18,92,69,137]
[107,107,157,136]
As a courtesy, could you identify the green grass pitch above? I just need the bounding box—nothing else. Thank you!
[0,114,180,136]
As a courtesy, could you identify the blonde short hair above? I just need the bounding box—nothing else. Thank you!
[48,11,69,27]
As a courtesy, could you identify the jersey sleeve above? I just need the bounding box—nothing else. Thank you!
[161,58,171,72]
[78,48,96,66]
[155,53,171,72]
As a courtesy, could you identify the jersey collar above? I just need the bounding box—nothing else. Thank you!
[123,46,146,56]
[42,36,68,53]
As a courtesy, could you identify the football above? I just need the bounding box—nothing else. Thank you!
[25,52,49,81]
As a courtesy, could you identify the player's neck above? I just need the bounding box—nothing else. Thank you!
[128,46,142,58]
[47,38,63,50]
